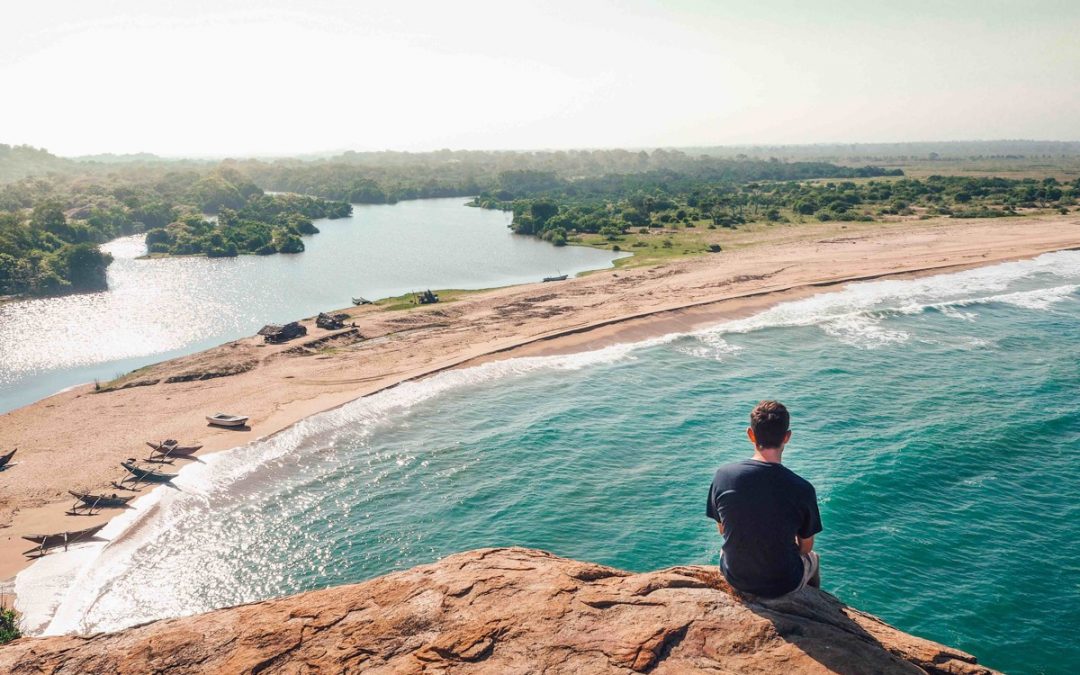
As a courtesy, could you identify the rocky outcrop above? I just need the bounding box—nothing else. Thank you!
[0,548,996,674]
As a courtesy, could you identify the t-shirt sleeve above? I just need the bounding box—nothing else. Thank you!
[798,486,823,539]
[706,480,719,521]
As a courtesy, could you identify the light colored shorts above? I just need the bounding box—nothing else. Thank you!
[795,551,820,592]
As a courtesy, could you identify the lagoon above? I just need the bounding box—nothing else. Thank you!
[0,198,622,413]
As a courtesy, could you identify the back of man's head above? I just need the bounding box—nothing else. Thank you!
[750,400,790,449]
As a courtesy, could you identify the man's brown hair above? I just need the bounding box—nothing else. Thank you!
[750,400,790,449]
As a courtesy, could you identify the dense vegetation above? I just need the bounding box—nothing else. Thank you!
[3,142,1076,296]
[144,194,351,257]
[1,146,900,296]
[471,173,1079,245]
[0,163,349,296]
[0,607,19,644]
[238,149,901,205]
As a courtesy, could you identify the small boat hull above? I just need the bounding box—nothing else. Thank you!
[206,414,249,428]
[23,523,106,554]
[543,275,568,282]
[146,441,203,456]
[121,460,177,482]
[69,491,134,508]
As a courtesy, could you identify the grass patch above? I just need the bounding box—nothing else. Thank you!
[374,288,489,311]
[569,219,804,267]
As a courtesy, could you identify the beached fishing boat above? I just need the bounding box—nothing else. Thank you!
[417,289,439,304]
[67,490,134,515]
[542,274,568,282]
[352,297,372,305]
[0,447,15,468]
[121,460,178,482]
[145,440,203,456]
[22,523,106,555]
[316,312,348,330]
[206,412,250,427]
[68,491,134,508]
[258,322,307,344]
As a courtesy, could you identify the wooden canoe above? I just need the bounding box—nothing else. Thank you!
[146,441,203,456]
[23,523,106,553]
[121,460,177,482]
[69,491,134,508]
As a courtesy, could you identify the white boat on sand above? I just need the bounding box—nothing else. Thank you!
[206,412,250,428]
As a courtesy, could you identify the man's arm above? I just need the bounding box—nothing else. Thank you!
[797,484,822,554]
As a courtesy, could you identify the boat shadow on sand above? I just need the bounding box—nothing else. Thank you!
[111,479,183,494]
[207,424,251,432]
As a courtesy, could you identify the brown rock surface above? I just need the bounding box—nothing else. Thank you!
[0,548,997,674]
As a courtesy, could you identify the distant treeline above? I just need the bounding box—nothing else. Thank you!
[4,142,1075,297]
[472,173,1079,245]
[684,140,1080,162]
[237,150,901,204]
[0,147,902,297]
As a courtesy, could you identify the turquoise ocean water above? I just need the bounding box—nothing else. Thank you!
[19,251,1080,674]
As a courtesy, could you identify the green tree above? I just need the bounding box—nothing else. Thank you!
[53,243,113,291]
[31,202,73,239]
[276,233,305,253]
[529,199,559,225]
[0,607,20,644]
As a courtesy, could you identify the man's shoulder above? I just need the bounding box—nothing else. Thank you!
[711,460,774,490]
[712,459,755,479]
[780,465,817,494]
[712,460,816,493]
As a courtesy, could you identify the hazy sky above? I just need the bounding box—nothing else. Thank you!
[3,0,1078,156]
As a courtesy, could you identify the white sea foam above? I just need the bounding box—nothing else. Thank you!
[16,249,1080,635]
[674,333,743,361]
[680,249,1080,350]
[980,284,1079,310]
[938,305,979,322]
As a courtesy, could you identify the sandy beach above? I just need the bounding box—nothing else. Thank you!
[2,213,1079,585]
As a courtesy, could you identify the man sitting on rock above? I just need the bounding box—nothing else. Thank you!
[706,400,822,597]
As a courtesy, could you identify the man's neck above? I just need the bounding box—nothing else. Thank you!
[752,447,784,464]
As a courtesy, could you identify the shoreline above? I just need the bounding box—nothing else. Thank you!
[3,213,1079,608]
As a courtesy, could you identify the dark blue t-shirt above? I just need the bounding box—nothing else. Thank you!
[706,459,822,597]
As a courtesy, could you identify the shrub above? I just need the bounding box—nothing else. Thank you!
[0,608,20,644]
[277,234,305,253]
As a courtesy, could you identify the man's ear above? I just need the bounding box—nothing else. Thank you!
[747,427,756,445]
[783,430,792,445]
